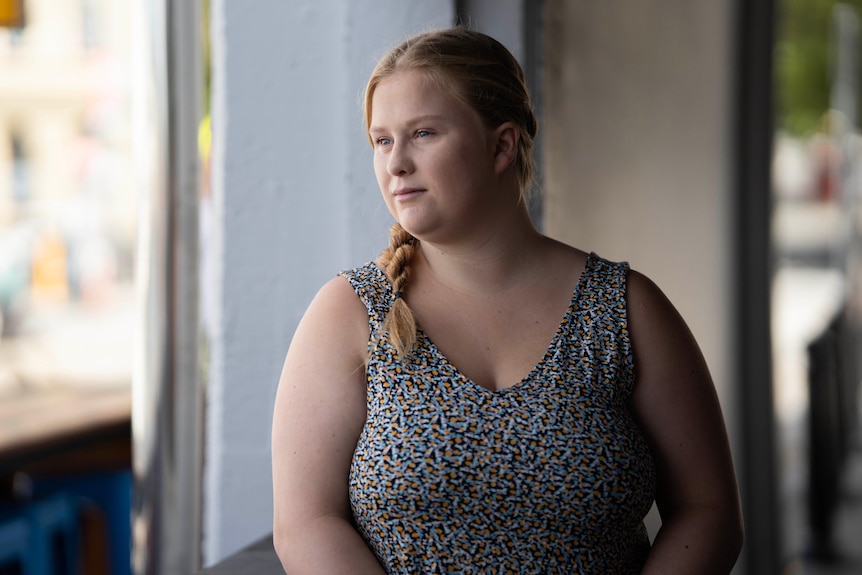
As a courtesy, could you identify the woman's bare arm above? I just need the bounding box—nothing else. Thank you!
[627,270,744,574]
[272,276,386,574]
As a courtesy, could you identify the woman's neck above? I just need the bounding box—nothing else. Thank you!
[414,211,546,296]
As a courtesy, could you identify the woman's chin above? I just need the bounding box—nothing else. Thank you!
[395,215,435,239]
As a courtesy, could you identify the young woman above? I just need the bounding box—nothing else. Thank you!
[272,28,743,574]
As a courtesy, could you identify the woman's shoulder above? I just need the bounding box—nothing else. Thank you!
[539,237,591,276]
[542,240,632,290]
[306,273,371,328]
[623,265,701,374]
[549,245,667,312]
[624,265,671,310]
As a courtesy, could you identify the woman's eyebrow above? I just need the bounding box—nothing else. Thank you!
[369,115,449,133]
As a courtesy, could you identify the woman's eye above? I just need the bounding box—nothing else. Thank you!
[416,130,431,138]
[376,137,391,146]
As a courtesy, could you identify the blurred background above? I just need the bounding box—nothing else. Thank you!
[0,1,860,574]
[772,2,862,574]
[0,1,136,574]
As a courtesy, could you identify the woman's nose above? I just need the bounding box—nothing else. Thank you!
[387,142,414,176]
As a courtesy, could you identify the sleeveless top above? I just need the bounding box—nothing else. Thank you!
[339,252,657,574]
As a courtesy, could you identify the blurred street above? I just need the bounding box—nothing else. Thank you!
[0,286,133,463]
[797,448,862,574]
[0,286,134,395]
[773,131,862,573]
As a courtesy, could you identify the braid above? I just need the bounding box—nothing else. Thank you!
[377,222,418,359]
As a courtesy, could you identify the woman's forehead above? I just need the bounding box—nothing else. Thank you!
[373,70,474,118]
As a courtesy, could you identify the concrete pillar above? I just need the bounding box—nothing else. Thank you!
[204,0,453,564]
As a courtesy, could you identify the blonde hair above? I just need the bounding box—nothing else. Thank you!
[366,28,538,360]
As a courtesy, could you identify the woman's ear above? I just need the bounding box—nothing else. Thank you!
[493,122,519,175]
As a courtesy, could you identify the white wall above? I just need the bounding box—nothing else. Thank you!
[461,0,526,63]
[205,0,453,564]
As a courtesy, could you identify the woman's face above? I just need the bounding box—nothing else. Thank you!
[369,70,503,244]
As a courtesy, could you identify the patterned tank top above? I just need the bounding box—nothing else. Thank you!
[339,252,657,574]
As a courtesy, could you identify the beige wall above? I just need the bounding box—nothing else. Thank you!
[543,5,739,557]
[543,1,736,420]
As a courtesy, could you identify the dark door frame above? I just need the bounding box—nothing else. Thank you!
[734,0,780,573]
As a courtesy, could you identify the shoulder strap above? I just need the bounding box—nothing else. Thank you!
[583,253,630,312]
[579,253,635,388]
[338,262,393,335]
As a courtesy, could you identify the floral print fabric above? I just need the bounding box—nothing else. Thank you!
[339,252,656,574]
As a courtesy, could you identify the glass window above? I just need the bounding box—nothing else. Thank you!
[0,0,134,451]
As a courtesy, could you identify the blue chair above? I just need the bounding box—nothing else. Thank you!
[0,492,80,575]
[33,471,132,575]
[0,514,30,573]
[24,493,79,575]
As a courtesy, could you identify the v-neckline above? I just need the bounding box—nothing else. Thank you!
[409,252,596,395]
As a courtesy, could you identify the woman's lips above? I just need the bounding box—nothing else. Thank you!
[392,188,425,201]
